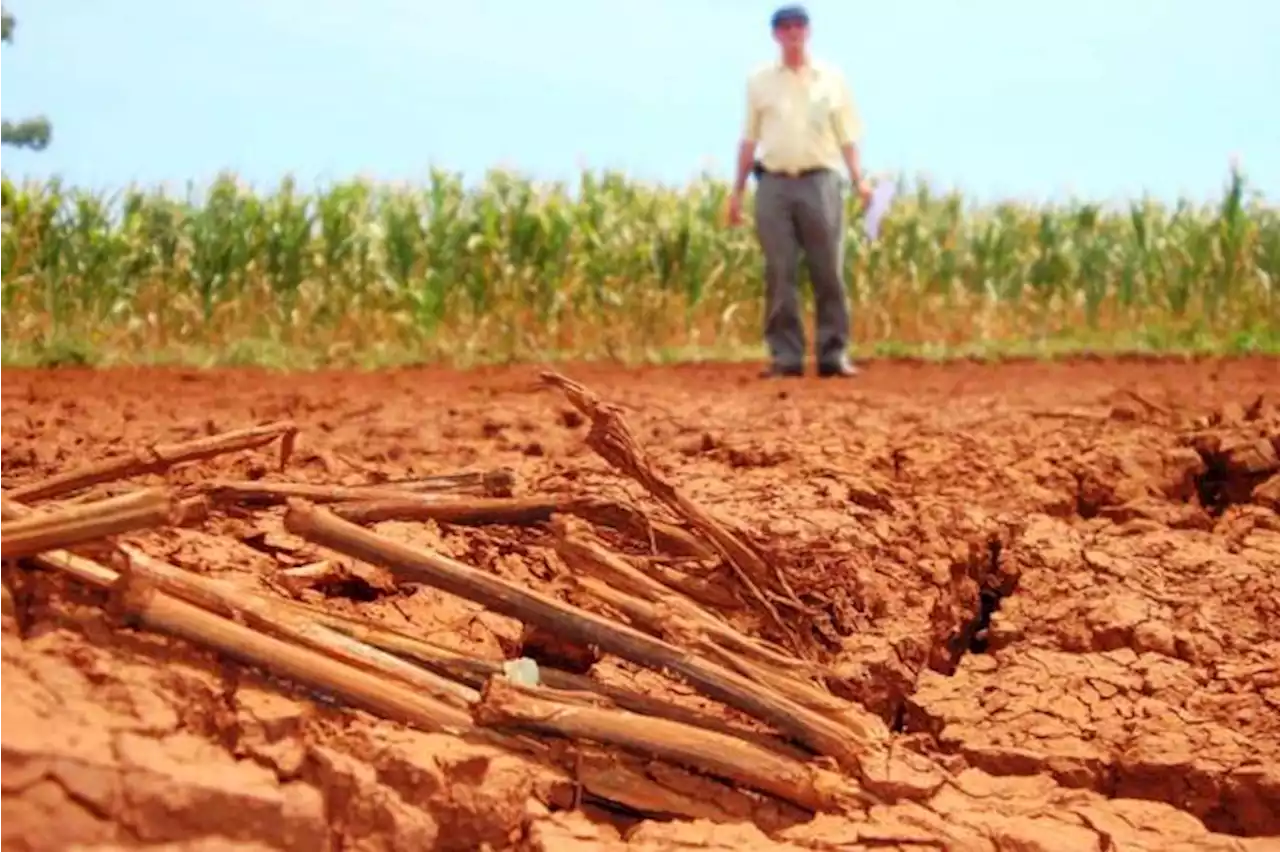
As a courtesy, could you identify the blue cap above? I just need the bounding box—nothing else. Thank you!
[771,5,810,28]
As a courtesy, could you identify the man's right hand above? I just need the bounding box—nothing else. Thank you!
[727,190,745,227]
[855,178,872,210]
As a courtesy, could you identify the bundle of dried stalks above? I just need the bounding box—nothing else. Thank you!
[0,388,947,825]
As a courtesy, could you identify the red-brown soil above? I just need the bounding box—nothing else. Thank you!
[3,357,1278,850]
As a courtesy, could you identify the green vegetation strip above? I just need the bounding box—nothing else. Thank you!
[2,166,1276,369]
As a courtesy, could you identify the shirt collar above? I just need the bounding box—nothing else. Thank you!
[776,57,816,76]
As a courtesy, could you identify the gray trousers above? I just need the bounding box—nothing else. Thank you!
[753,169,850,370]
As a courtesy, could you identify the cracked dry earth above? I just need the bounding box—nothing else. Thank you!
[2,357,1279,851]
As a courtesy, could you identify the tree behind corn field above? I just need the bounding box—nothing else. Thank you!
[2,5,52,151]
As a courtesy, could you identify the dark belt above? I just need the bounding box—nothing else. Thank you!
[752,161,829,180]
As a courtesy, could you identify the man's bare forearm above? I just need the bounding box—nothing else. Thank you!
[840,143,864,185]
[733,140,756,194]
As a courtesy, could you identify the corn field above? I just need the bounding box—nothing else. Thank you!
[2,166,1276,367]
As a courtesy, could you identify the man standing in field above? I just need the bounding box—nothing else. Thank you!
[728,4,871,379]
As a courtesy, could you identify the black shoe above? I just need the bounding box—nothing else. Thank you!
[817,361,860,378]
[760,364,804,379]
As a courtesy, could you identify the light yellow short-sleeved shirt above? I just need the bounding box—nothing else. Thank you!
[743,58,863,176]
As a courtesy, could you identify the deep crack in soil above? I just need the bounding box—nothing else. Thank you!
[3,357,1279,850]
[966,541,1009,658]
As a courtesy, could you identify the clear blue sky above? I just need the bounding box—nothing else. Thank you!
[1,0,1277,204]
